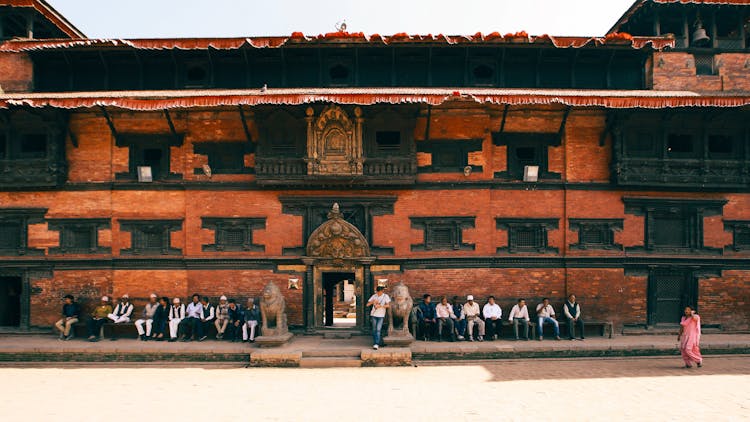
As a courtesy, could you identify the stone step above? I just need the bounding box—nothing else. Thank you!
[302,348,362,358]
[299,357,362,368]
[323,331,353,339]
[622,326,723,336]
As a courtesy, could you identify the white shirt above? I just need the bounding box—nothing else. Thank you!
[482,303,502,319]
[435,303,456,319]
[368,293,390,318]
[463,302,481,319]
[508,304,529,321]
[536,303,555,318]
[186,302,203,318]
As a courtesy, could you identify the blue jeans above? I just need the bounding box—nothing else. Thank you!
[537,316,559,338]
[371,316,384,345]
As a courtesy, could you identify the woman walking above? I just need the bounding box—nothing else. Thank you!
[678,306,703,368]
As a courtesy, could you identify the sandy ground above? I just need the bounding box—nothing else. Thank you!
[2,356,749,421]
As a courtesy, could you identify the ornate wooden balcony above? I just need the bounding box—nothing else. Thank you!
[255,155,416,186]
[614,158,750,189]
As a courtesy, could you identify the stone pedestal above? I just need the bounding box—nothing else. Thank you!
[383,334,414,347]
[255,332,294,348]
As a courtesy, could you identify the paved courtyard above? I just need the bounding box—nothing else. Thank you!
[2,355,749,421]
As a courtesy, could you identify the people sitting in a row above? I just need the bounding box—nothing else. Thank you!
[415,294,585,341]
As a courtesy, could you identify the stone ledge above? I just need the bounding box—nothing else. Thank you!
[361,347,411,367]
[249,350,302,367]
[255,333,294,348]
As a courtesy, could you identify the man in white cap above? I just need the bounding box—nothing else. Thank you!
[214,295,229,339]
[168,297,185,342]
[462,295,485,342]
[135,293,159,341]
[87,296,112,341]
[108,294,133,324]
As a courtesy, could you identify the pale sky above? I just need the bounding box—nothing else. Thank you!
[47,0,637,39]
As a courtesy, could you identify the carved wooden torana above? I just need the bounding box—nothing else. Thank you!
[305,105,363,176]
[306,203,370,259]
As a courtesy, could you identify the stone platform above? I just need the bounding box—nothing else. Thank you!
[0,333,749,367]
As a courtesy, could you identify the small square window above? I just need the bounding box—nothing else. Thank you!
[514,227,538,248]
[708,135,734,157]
[140,148,165,179]
[223,229,246,247]
[434,148,461,169]
[0,222,21,250]
[626,133,655,157]
[430,227,455,249]
[209,146,245,172]
[581,228,605,245]
[143,230,163,249]
[375,131,401,153]
[652,215,687,247]
[694,54,716,76]
[20,134,47,158]
[736,230,750,247]
[667,134,695,157]
[67,227,92,249]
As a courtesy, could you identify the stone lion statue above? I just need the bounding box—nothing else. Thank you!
[387,282,414,337]
[260,281,288,336]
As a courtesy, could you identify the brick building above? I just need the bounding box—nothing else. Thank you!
[0,0,749,333]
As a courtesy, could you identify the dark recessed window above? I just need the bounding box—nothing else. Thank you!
[652,213,687,247]
[410,217,476,251]
[375,131,401,152]
[0,222,21,250]
[329,64,349,81]
[434,147,461,169]
[48,218,110,255]
[201,217,266,252]
[115,134,182,181]
[209,146,245,173]
[667,134,695,157]
[569,219,623,250]
[581,228,605,245]
[626,133,655,157]
[119,220,182,255]
[19,134,47,158]
[0,134,6,159]
[694,54,716,76]
[708,135,734,157]
[471,63,495,86]
[141,148,165,178]
[515,146,538,166]
[186,65,208,84]
[514,227,538,248]
[496,218,559,254]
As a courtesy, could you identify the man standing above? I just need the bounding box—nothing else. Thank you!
[451,295,466,341]
[564,294,585,340]
[226,299,244,342]
[536,298,561,340]
[54,294,80,341]
[366,286,390,350]
[87,296,112,342]
[214,295,230,339]
[179,293,204,341]
[167,298,185,342]
[135,293,159,341]
[463,295,485,342]
[435,296,456,342]
[482,296,503,340]
[198,296,215,342]
[108,294,133,324]
[508,298,531,340]
[242,298,260,343]
[417,294,437,341]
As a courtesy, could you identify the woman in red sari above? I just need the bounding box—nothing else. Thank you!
[677,306,703,368]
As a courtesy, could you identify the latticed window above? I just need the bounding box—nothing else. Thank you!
[48,218,110,255]
[569,219,622,251]
[496,218,559,254]
[119,220,182,255]
[410,217,476,251]
[201,217,266,252]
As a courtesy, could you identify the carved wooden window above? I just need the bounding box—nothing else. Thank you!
[193,142,254,175]
[666,133,697,159]
[48,219,111,255]
[411,217,476,251]
[623,197,726,254]
[496,218,559,254]
[0,208,46,256]
[201,217,265,252]
[694,54,716,76]
[624,132,656,158]
[257,110,306,157]
[417,139,483,173]
[724,220,750,252]
[569,219,623,250]
[119,220,182,255]
[493,132,561,180]
[115,134,183,181]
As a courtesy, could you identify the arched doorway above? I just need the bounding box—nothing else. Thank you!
[303,203,374,332]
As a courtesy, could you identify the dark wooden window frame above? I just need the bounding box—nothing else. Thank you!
[410,217,476,251]
[723,220,750,252]
[416,139,483,173]
[492,132,562,180]
[193,141,255,175]
[496,218,559,254]
[115,134,183,181]
[119,219,183,256]
[201,217,266,252]
[0,208,46,256]
[623,197,727,254]
[569,218,624,250]
[47,218,111,255]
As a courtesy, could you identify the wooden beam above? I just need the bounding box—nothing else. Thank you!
[558,107,571,139]
[498,104,510,136]
[600,111,616,147]
[163,109,180,144]
[99,106,119,144]
[423,105,432,143]
[238,105,253,143]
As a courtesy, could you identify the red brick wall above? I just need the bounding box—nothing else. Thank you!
[0,52,32,92]
[652,51,750,92]
[699,270,750,330]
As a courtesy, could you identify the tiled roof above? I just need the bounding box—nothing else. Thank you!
[0,0,85,38]
[609,0,750,34]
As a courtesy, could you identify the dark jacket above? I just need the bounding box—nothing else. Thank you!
[152,304,168,323]
[228,305,244,324]
[418,302,437,321]
[62,302,81,318]
[244,305,261,322]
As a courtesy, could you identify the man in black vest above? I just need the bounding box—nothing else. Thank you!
[563,294,585,340]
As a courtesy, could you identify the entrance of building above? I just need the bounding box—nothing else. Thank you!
[0,276,22,327]
[648,270,696,326]
[323,272,356,327]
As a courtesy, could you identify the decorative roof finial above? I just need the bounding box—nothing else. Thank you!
[328,202,342,219]
[336,20,347,33]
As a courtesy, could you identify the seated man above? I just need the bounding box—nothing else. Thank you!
[508,298,531,340]
[54,294,80,341]
[108,294,133,324]
[87,296,112,342]
[226,299,244,342]
[463,295,485,342]
[242,298,260,342]
[150,296,169,341]
[536,297,561,340]
[417,294,437,341]
[135,293,160,341]
[482,296,503,340]
[434,296,456,342]
[563,294,585,340]
[167,298,185,342]
[214,295,230,339]
[199,296,215,342]
[179,293,204,341]
[451,295,466,341]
